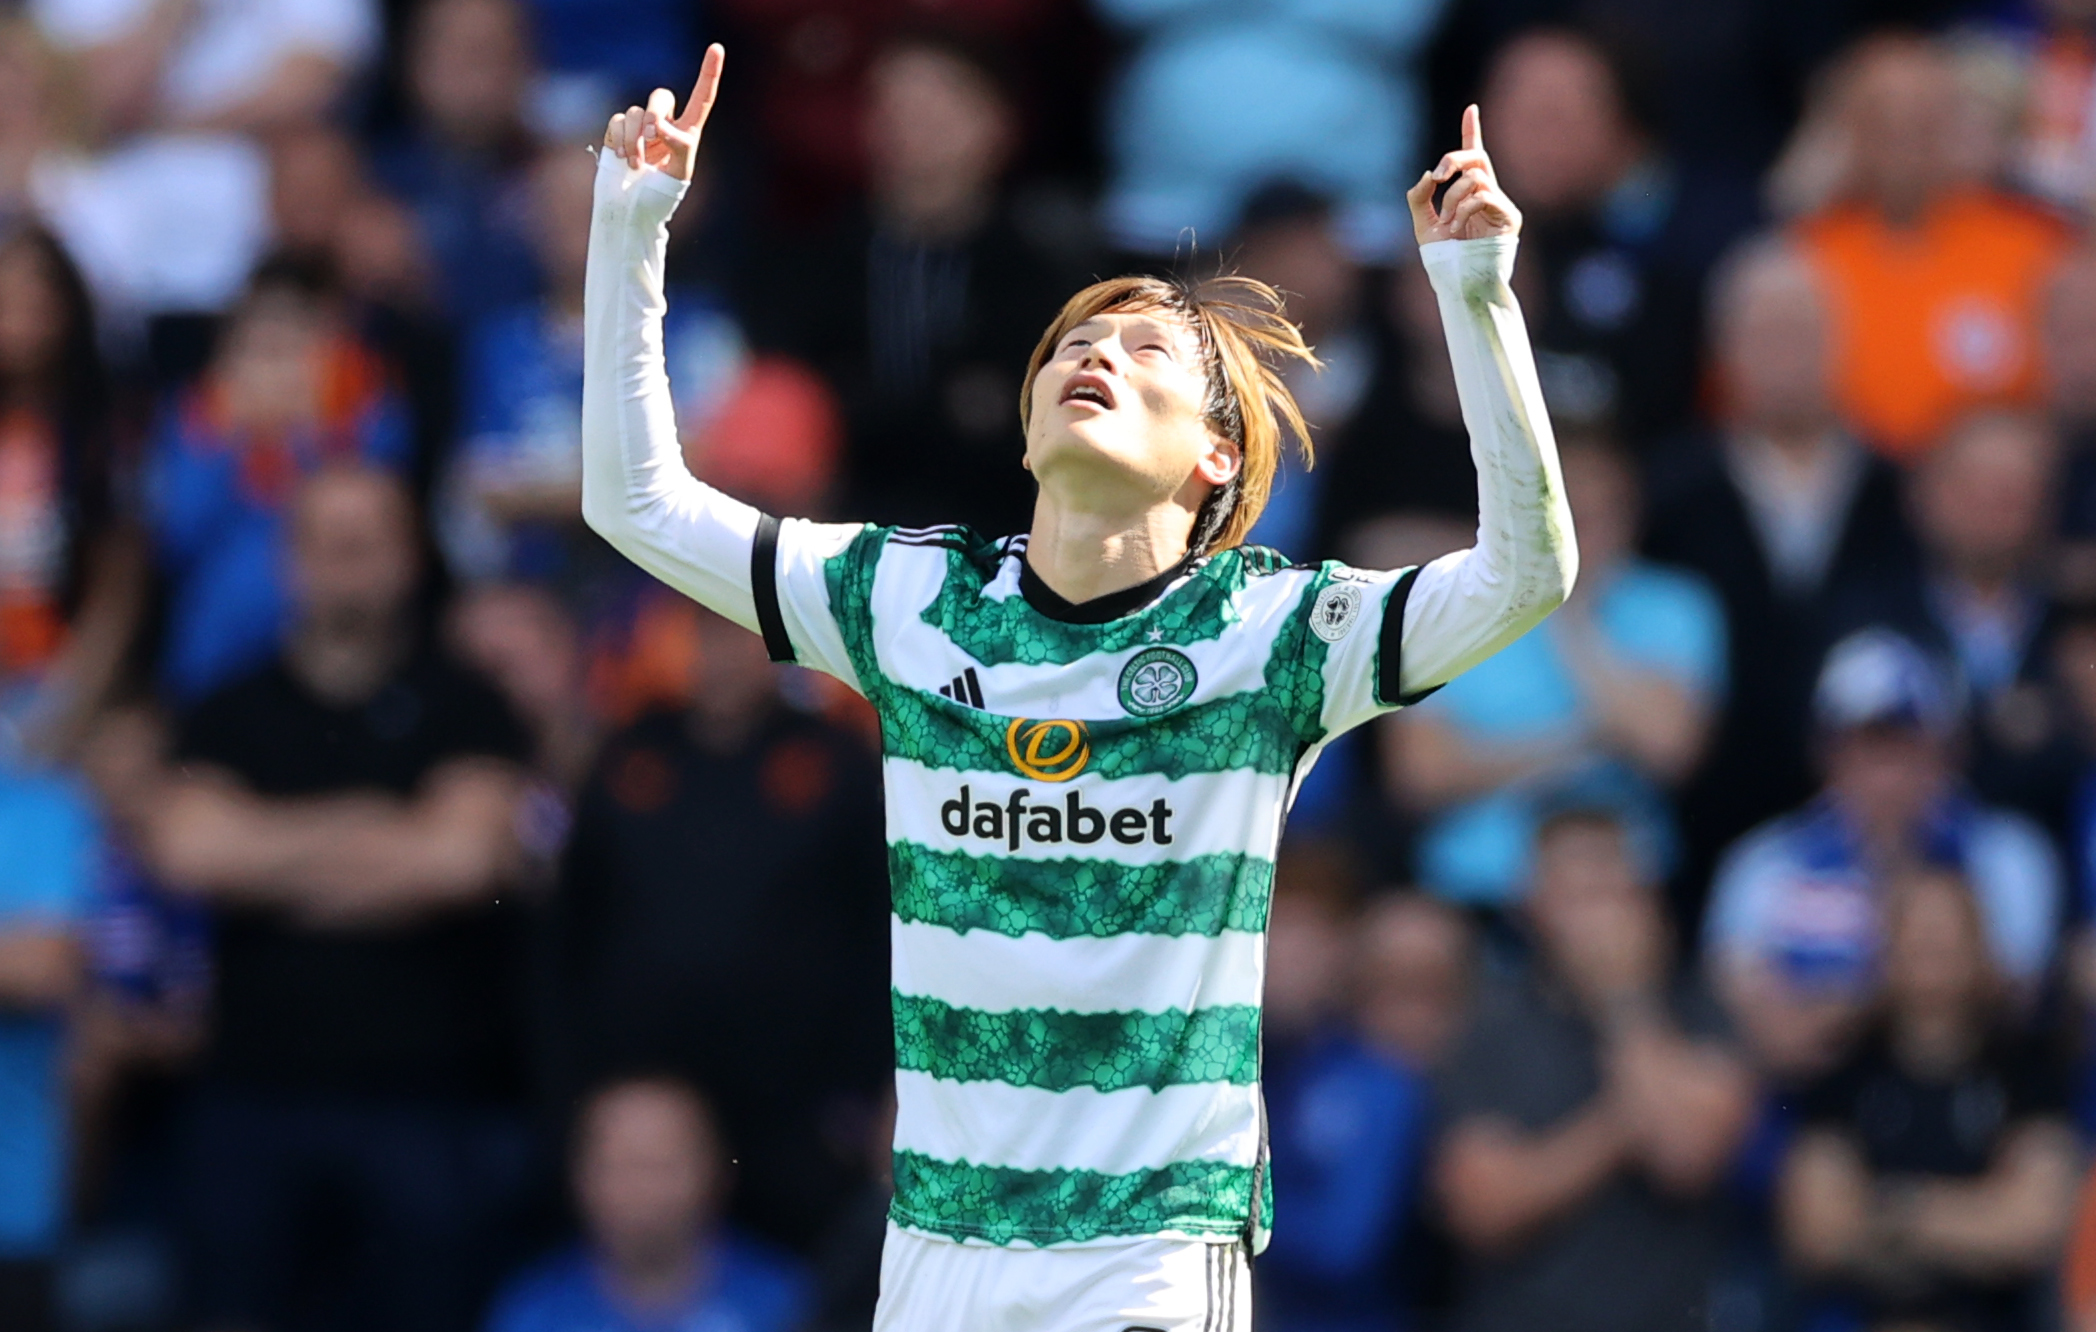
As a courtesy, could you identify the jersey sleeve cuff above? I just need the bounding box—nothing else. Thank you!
[591,149,691,227]
[1418,234,1518,289]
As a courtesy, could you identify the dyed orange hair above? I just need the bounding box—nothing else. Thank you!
[1018,274,1321,553]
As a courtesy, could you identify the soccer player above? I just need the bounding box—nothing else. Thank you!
[585,45,1575,1332]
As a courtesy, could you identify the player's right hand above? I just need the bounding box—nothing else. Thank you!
[1407,104,1521,245]
[604,42,723,183]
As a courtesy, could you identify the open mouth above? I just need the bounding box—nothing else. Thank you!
[1060,375,1116,410]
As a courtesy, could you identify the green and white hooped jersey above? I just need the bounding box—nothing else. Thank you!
[582,150,1572,1256]
[751,518,1432,1250]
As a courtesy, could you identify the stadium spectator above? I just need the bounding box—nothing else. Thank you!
[710,0,1080,223]
[1788,33,2074,459]
[441,143,746,590]
[68,701,207,1106]
[0,740,93,1332]
[1259,891,1473,1332]
[1385,433,1725,908]
[1232,183,1370,561]
[555,602,890,1249]
[372,0,542,326]
[1228,182,1467,571]
[28,0,375,137]
[1779,869,2079,1332]
[1837,411,2078,832]
[1896,411,2059,703]
[451,582,597,794]
[2043,604,2096,1136]
[62,701,205,1332]
[1706,630,2060,1083]
[486,1076,810,1332]
[1645,235,1917,902]
[1355,891,1475,1071]
[2052,247,2096,430]
[1432,805,1754,1332]
[0,18,78,219]
[1430,0,1845,183]
[750,30,1083,537]
[1095,0,1442,256]
[2045,249,2096,600]
[2009,0,2096,211]
[1317,245,1480,571]
[143,258,411,700]
[148,465,532,1332]
[0,223,146,754]
[519,0,695,140]
[0,220,122,1291]
[1226,183,1405,830]
[264,125,459,492]
[22,0,376,331]
[1479,28,1758,446]
[447,582,592,922]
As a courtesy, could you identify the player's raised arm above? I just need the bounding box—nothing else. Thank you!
[579,46,765,632]
[1392,105,1578,695]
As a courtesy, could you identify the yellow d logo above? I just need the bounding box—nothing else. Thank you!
[1005,718,1091,782]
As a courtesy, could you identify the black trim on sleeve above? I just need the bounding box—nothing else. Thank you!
[751,513,796,664]
[1377,566,1442,708]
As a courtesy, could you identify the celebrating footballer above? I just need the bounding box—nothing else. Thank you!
[583,43,1575,1332]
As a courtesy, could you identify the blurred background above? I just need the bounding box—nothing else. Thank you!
[18,0,2096,1330]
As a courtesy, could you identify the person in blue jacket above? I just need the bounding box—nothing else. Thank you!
[486,1075,809,1332]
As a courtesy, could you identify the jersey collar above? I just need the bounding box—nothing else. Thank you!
[1018,550,1197,625]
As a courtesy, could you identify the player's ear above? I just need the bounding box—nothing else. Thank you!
[1195,434,1242,487]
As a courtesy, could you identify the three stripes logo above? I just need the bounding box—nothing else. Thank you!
[1004,717,1091,782]
[936,667,985,709]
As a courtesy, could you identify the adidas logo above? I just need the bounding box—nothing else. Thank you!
[937,667,985,709]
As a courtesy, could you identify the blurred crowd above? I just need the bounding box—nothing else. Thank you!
[19,0,2096,1330]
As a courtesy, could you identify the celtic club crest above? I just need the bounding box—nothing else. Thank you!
[1118,647,1197,717]
[1310,582,1364,643]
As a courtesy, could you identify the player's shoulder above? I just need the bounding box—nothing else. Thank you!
[867,523,1022,593]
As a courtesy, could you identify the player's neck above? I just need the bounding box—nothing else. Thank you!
[1025,492,1197,606]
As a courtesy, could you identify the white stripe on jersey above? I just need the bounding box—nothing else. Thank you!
[890,1072,1263,1177]
[891,920,1266,1015]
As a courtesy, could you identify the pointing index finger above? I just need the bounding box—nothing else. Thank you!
[675,43,726,131]
[1463,103,1482,154]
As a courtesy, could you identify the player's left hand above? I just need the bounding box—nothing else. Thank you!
[1407,104,1522,244]
[604,42,724,183]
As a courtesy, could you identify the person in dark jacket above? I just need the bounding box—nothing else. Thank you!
[743,30,1091,538]
[556,603,891,1251]
[1645,235,1916,909]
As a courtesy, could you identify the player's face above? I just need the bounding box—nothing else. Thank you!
[1023,310,1241,510]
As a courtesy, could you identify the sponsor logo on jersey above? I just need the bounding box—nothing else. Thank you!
[1118,647,1197,717]
[1005,717,1090,781]
[1310,582,1363,642]
[940,784,1175,850]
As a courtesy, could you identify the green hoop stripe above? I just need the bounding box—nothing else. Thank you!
[879,681,1303,779]
[890,1151,1254,1246]
[891,992,1260,1093]
[888,844,1271,940]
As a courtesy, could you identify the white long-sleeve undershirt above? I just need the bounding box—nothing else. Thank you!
[579,150,1574,700]
[1399,234,1577,690]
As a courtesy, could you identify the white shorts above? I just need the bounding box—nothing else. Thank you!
[872,1224,1251,1332]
